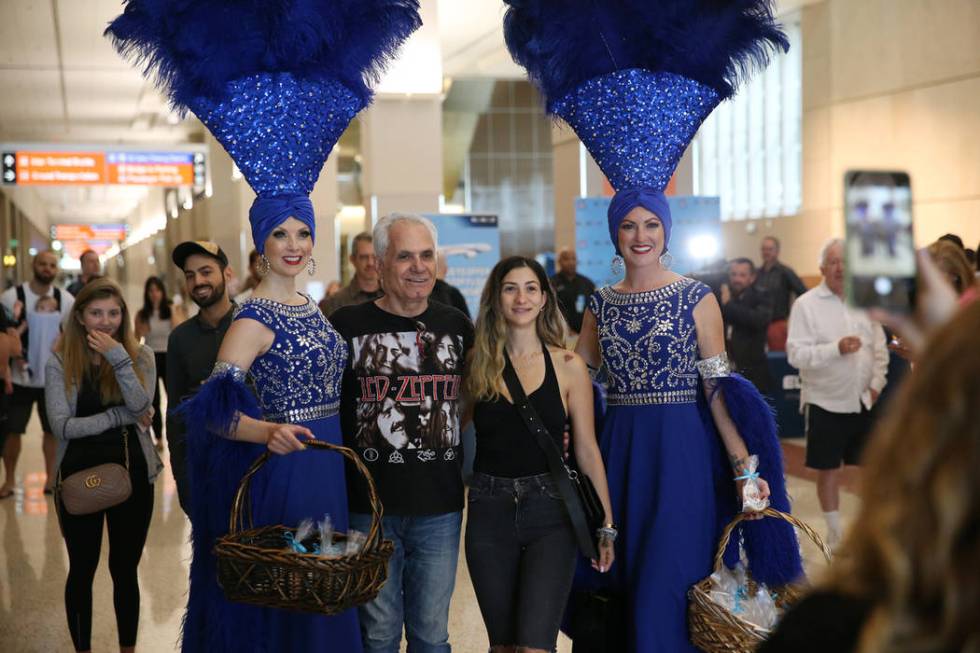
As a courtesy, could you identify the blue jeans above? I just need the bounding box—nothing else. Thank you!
[349,511,463,653]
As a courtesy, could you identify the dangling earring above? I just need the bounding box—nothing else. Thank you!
[610,255,625,276]
[258,254,271,277]
[306,257,317,276]
[659,251,673,270]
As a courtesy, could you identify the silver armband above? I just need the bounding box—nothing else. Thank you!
[696,352,732,379]
[209,361,247,382]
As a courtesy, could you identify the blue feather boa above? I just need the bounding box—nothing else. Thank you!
[178,371,271,652]
[105,0,421,111]
[503,0,788,109]
[703,374,804,587]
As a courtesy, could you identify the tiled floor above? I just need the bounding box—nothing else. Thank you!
[0,412,857,652]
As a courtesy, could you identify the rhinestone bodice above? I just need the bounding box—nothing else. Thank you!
[590,278,712,406]
[234,294,348,422]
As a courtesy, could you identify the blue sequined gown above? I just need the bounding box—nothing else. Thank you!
[590,279,718,652]
[181,295,362,652]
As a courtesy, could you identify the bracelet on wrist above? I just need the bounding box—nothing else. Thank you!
[596,526,618,542]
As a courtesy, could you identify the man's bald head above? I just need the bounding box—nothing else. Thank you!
[33,250,59,285]
[557,247,577,276]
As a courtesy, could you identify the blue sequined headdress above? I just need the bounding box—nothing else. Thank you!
[503,0,788,254]
[106,0,421,253]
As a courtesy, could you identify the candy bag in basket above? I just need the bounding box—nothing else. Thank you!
[737,455,770,513]
[708,562,779,631]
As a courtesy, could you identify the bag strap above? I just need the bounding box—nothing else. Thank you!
[502,346,598,558]
[122,426,130,472]
[14,284,29,352]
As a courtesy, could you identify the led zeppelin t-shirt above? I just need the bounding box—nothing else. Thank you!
[330,300,474,516]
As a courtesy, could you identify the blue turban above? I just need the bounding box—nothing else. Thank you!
[607,188,672,256]
[249,194,315,254]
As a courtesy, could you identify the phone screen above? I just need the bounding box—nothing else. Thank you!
[844,170,916,312]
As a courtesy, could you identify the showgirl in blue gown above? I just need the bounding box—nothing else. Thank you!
[105,2,421,650]
[501,1,803,650]
[589,279,723,651]
[180,295,362,652]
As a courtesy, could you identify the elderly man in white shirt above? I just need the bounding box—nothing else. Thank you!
[787,238,888,547]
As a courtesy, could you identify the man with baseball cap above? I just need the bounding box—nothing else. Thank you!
[165,241,234,514]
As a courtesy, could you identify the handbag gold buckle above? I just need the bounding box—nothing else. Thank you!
[84,475,102,489]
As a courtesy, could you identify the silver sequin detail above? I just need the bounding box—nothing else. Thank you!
[606,389,698,406]
[234,294,348,422]
[591,279,711,402]
[264,401,340,424]
[696,353,732,379]
[210,361,246,382]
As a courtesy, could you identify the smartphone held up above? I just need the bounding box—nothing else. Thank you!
[844,170,916,313]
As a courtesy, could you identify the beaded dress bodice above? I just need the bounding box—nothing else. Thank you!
[590,278,712,406]
[234,294,348,423]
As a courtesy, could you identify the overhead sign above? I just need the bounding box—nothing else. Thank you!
[2,147,206,188]
[52,224,128,242]
[62,240,115,259]
[6,152,105,185]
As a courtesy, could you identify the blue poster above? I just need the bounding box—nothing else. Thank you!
[575,196,722,283]
[426,214,500,317]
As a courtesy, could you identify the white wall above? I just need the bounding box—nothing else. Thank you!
[727,0,980,276]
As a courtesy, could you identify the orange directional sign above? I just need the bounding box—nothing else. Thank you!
[52,224,128,242]
[12,152,106,184]
[105,151,198,186]
[2,149,206,187]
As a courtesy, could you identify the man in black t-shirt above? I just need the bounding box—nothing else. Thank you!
[166,241,236,516]
[331,213,473,653]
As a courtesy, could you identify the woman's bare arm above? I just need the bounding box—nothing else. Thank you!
[574,309,601,370]
[212,318,312,454]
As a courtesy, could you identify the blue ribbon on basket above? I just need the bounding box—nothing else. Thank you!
[284,532,320,555]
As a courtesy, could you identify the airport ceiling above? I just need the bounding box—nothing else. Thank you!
[0,0,811,227]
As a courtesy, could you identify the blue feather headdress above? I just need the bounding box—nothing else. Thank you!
[106,0,421,252]
[504,0,787,253]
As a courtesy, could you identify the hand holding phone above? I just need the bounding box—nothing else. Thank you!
[844,171,916,313]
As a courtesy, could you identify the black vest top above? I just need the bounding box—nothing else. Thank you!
[473,344,566,478]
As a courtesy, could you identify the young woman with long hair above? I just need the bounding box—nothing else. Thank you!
[134,276,184,448]
[44,278,160,653]
[761,299,980,653]
[465,256,614,653]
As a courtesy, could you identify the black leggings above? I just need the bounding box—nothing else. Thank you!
[151,352,166,440]
[464,472,578,650]
[58,435,153,651]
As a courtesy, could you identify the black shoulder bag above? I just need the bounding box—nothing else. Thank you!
[501,349,604,560]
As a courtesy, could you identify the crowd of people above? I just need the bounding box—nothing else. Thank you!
[2,0,978,650]
[3,218,978,653]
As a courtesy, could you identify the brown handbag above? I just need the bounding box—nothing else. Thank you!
[59,427,133,516]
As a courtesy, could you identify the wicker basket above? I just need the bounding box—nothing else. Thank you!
[213,440,394,614]
[688,507,832,653]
